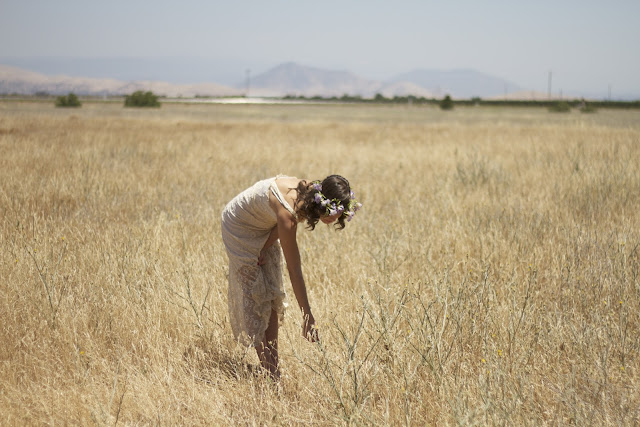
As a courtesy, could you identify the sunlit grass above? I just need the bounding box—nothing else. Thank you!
[1,102,639,425]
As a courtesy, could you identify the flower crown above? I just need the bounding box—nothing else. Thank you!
[312,181,362,222]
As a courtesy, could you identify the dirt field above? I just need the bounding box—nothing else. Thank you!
[1,101,639,425]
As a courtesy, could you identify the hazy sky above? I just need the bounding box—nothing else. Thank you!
[1,0,639,96]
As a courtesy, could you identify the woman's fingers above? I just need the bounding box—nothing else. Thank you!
[307,326,320,342]
[302,315,320,342]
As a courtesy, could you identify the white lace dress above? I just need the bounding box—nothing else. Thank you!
[221,176,296,346]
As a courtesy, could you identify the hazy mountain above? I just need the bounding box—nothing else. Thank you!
[244,62,434,98]
[389,68,522,99]
[377,81,434,98]
[0,56,251,86]
[247,62,374,97]
[0,65,240,97]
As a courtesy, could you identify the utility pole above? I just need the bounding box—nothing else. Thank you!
[245,69,251,98]
[547,70,552,99]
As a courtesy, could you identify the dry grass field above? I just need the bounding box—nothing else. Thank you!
[1,101,639,425]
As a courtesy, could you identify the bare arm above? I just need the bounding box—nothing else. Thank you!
[276,207,318,341]
[277,209,310,315]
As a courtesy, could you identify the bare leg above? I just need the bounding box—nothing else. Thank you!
[256,309,280,380]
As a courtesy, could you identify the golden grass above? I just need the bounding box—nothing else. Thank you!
[1,101,639,425]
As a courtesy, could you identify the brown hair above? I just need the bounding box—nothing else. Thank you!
[294,175,352,230]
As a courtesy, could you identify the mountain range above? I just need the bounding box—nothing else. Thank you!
[0,65,239,98]
[0,61,528,99]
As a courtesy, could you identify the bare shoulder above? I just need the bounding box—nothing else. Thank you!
[278,176,302,192]
[269,176,304,216]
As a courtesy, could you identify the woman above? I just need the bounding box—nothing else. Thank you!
[221,174,361,379]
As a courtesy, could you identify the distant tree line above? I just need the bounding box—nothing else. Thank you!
[282,93,640,109]
[2,91,639,110]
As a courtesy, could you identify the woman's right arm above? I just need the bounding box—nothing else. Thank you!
[275,207,318,341]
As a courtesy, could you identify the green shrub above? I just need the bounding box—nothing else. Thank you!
[579,103,597,113]
[124,91,160,107]
[548,101,571,113]
[55,93,81,108]
[440,94,454,110]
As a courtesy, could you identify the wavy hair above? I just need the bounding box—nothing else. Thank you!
[294,175,352,230]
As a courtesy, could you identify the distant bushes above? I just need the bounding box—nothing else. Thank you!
[55,93,81,108]
[548,101,571,113]
[549,100,599,113]
[124,91,160,107]
[440,94,454,110]
[579,102,598,113]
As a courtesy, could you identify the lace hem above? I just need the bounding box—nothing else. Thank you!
[227,242,287,347]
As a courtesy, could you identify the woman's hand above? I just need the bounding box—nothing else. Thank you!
[302,312,320,343]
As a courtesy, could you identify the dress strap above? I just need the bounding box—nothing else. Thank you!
[270,178,298,220]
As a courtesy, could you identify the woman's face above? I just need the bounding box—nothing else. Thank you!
[320,212,342,224]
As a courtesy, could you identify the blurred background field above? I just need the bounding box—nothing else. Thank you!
[1,101,639,425]
[3,99,640,128]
